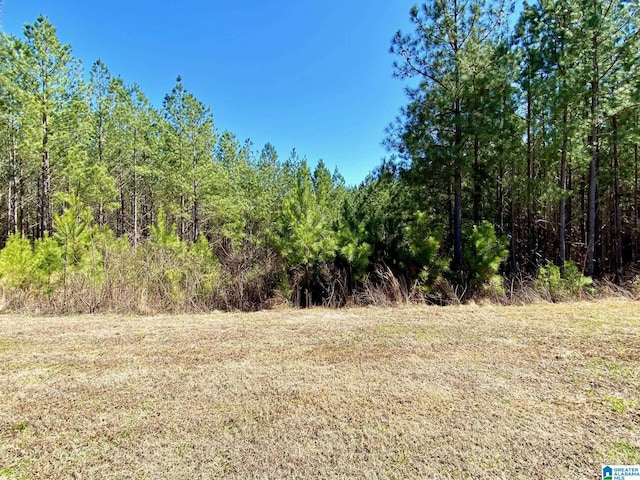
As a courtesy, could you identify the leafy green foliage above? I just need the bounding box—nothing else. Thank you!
[142,208,219,305]
[1,9,639,311]
[162,76,217,241]
[537,260,592,301]
[270,161,343,306]
[272,161,336,268]
[0,233,63,291]
[0,234,37,289]
[336,224,371,280]
[403,211,449,287]
[463,221,509,292]
[33,235,64,288]
[341,164,410,268]
[149,208,183,251]
[53,192,96,267]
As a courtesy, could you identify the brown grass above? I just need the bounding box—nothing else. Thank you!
[1,301,639,479]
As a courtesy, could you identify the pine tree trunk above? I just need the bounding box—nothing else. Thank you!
[509,153,517,274]
[586,38,599,278]
[559,107,569,274]
[179,142,185,240]
[6,163,12,237]
[192,151,199,242]
[526,83,534,266]
[6,127,16,237]
[611,115,623,281]
[193,182,199,242]
[133,147,139,247]
[497,160,504,233]
[567,165,573,261]
[634,143,639,261]
[473,133,481,224]
[39,110,51,238]
[118,177,125,237]
[452,0,463,270]
[453,97,463,268]
[98,116,105,226]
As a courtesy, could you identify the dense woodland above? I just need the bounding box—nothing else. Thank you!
[0,0,639,312]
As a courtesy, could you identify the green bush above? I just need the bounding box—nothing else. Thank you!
[88,227,219,312]
[185,234,221,302]
[0,233,63,292]
[33,235,64,290]
[537,260,592,300]
[139,214,221,309]
[337,224,371,280]
[0,234,38,289]
[149,207,184,252]
[463,221,509,293]
[403,211,449,288]
[53,192,96,268]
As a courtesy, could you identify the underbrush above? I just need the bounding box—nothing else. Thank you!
[1,256,638,314]
[0,200,637,313]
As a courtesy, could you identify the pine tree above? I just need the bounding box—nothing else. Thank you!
[20,16,83,237]
[163,76,217,241]
[390,0,512,271]
[272,161,337,306]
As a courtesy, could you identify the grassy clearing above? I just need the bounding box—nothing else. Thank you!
[0,301,639,479]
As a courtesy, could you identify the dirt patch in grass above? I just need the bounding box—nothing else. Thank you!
[0,301,639,479]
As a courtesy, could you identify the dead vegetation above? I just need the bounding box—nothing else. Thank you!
[1,301,639,479]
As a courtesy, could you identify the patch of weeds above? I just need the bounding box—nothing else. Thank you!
[175,442,196,458]
[19,363,64,384]
[222,418,238,434]
[218,450,236,475]
[588,357,635,381]
[376,324,405,336]
[414,330,436,341]
[602,394,634,414]
[484,456,509,476]
[567,372,584,388]
[10,421,28,434]
[0,465,28,480]
[375,324,437,342]
[0,339,18,354]
[537,260,592,300]
[386,451,407,479]
[603,441,640,464]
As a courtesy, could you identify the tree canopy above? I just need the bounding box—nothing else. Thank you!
[0,5,639,311]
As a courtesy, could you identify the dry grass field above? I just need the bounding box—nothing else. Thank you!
[1,301,639,479]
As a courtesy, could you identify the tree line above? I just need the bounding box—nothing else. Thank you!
[389,0,639,282]
[0,2,638,312]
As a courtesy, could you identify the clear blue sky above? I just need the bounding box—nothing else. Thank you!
[2,0,419,186]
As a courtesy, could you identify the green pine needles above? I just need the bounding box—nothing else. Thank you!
[464,221,509,294]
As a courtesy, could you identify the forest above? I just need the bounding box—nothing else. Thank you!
[0,0,639,312]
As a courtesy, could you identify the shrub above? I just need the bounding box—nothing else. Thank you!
[0,234,38,289]
[403,211,449,287]
[53,192,96,268]
[33,235,64,291]
[337,224,371,280]
[463,221,509,293]
[537,260,592,301]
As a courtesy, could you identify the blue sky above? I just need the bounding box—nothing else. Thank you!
[2,0,420,186]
